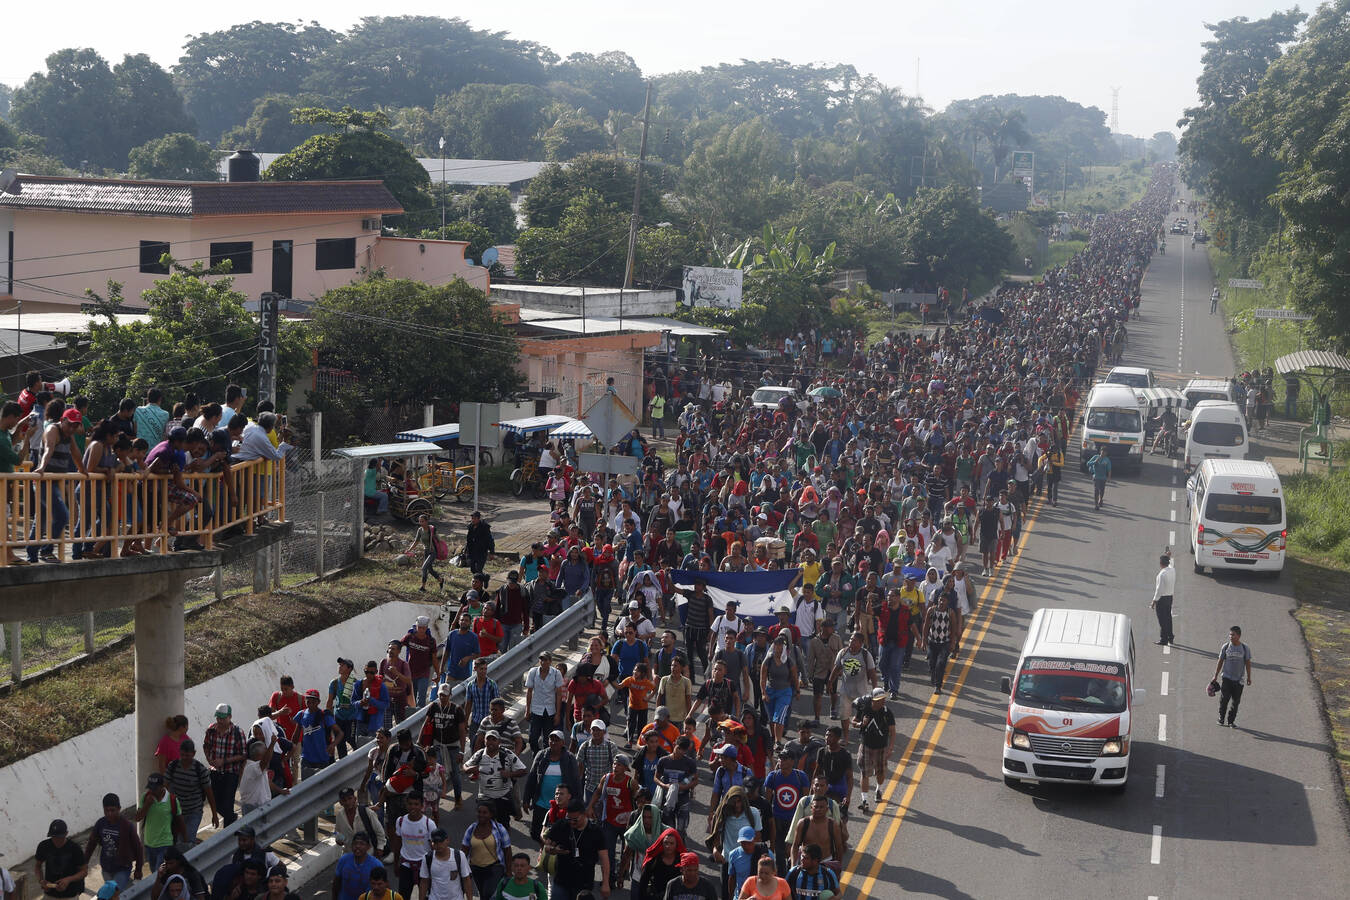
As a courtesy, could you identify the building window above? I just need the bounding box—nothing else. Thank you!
[209,241,253,274]
[139,240,170,275]
[315,237,356,271]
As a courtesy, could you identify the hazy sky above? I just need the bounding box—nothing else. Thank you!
[2,0,1300,137]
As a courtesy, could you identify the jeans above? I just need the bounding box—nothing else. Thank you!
[211,770,240,826]
[434,743,462,801]
[928,642,952,690]
[600,822,623,881]
[684,627,710,678]
[528,712,557,753]
[502,623,523,653]
[411,676,430,707]
[179,807,204,844]
[879,643,905,693]
[335,718,358,757]
[421,551,441,586]
[147,845,170,872]
[1285,395,1297,418]
[27,484,69,561]
[102,867,131,890]
[1093,478,1107,506]
[548,881,594,900]
[1219,677,1245,724]
[470,864,503,900]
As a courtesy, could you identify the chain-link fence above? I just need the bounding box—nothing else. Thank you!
[0,450,363,689]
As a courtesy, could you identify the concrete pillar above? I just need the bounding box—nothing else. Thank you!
[253,552,268,594]
[83,612,95,655]
[135,587,185,794]
[316,492,326,578]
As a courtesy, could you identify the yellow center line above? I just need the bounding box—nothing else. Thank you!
[840,497,1045,891]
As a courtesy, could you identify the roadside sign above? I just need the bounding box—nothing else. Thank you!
[581,391,639,449]
[578,452,640,476]
[1252,308,1311,321]
[1011,151,1035,177]
[1228,278,1264,289]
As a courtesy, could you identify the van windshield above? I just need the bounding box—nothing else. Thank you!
[1105,372,1150,388]
[1086,408,1141,432]
[1014,657,1127,713]
[1192,422,1245,446]
[1204,494,1283,525]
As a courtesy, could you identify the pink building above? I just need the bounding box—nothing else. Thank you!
[0,174,488,311]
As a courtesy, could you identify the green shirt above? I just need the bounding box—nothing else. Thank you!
[494,878,546,900]
[812,517,836,547]
[0,429,23,473]
[141,791,178,848]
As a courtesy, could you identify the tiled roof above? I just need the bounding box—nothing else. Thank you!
[0,175,402,218]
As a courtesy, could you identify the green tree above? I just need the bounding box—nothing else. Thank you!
[1238,0,1350,342]
[522,151,664,229]
[681,118,795,239]
[175,21,338,141]
[779,185,909,287]
[219,94,333,152]
[432,83,549,159]
[900,184,1012,289]
[0,83,11,119]
[541,108,609,161]
[308,275,523,412]
[458,186,518,244]
[714,224,838,338]
[66,263,309,413]
[266,122,431,217]
[552,51,646,120]
[303,16,552,111]
[127,133,222,181]
[1177,10,1304,263]
[11,49,194,170]
[514,189,628,284]
[634,225,702,290]
[418,220,494,260]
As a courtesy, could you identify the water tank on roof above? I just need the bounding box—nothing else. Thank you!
[227,150,261,183]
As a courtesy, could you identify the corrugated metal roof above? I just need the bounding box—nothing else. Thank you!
[0,175,401,218]
[0,178,193,217]
[395,424,460,443]
[223,155,550,188]
[333,441,444,459]
[1276,350,1350,374]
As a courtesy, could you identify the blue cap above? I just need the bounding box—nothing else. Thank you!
[738,826,756,842]
[97,882,120,900]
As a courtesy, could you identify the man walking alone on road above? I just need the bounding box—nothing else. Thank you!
[1086,450,1112,510]
[1213,626,1252,727]
[1149,554,1175,646]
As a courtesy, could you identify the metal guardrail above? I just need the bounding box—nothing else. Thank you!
[120,593,594,900]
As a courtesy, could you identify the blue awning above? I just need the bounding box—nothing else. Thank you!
[549,419,592,441]
[395,424,461,443]
[494,414,573,435]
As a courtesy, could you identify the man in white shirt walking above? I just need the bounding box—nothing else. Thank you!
[1149,553,1175,646]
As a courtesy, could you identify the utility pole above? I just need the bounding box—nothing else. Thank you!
[1061,155,1068,207]
[622,81,653,290]
[439,137,447,239]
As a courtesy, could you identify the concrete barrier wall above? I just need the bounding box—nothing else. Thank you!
[0,599,443,864]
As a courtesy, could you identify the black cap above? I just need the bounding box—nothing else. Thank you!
[237,825,256,838]
[47,819,68,837]
[567,799,587,813]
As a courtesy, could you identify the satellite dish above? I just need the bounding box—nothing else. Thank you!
[481,247,499,266]
[0,169,19,195]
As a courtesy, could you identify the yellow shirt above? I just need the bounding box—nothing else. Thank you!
[469,832,498,868]
[899,586,924,618]
[800,561,823,586]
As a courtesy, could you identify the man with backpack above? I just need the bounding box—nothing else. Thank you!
[491,854,545,900]
[785,843,841,899]
[418,829,473,900]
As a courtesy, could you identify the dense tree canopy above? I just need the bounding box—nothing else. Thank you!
[127,133,221,181]
[175,21,338,141]
[10,49,195,169]
[265,122,431,217]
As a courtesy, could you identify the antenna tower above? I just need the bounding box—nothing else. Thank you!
[1110,87,1121,133]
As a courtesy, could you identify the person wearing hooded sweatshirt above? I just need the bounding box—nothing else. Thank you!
[618,797,662,895]
[637,828,686,900]
[558,547,591,611]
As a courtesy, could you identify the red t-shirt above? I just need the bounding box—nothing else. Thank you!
[401,628,437,679]
[568,678,607,720]
[268,690,303,741]
[474,617,505,657]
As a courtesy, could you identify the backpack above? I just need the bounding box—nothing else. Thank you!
[432,526,450,561]
[423,849,470,887]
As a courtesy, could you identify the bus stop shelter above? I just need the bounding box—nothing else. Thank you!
[1275,350,1350,472]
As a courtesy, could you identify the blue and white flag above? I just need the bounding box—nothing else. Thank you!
[671,568,802,626]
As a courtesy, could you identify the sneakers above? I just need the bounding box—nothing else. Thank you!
[858,798,870,813]
[873,786,882,803]
[1217,717,1226,726]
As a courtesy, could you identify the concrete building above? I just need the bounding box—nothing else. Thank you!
[0,174,489,312]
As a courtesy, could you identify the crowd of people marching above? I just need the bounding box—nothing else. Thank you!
[26,166,1178,900]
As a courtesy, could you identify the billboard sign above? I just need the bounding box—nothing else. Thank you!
[1011,151,1035,177]
[682,266,744,309]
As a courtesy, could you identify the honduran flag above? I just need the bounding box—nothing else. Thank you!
[671,568,802,627]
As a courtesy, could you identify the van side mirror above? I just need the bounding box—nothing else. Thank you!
[1000,676,1011,695]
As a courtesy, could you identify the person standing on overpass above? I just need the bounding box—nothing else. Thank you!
[1086,450,1112,510]
[1149,554,1175,646]
[1213,626,1253,728]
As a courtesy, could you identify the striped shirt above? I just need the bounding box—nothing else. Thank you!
[164,758,211,813]
[576,739,617,793]
[465,679,499,729]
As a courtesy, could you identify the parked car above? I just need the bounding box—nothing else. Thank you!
[750,385,808,412]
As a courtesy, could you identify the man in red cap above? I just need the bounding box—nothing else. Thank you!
[27,403,89,562]
[666,852,717,899]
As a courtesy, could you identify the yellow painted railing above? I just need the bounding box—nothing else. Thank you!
[0,457,286,564]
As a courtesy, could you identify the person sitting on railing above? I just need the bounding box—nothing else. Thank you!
[145,427,200,548]
[27,402,88,564]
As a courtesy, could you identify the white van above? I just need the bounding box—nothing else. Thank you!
[1000,608,1139,792]
[1182,378,1235,409]
[1079,383,1146,473]
[1186,459,1286,575]
[1183,400,1248,473]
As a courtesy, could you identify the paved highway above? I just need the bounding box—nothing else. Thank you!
[842,212,1350,898]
